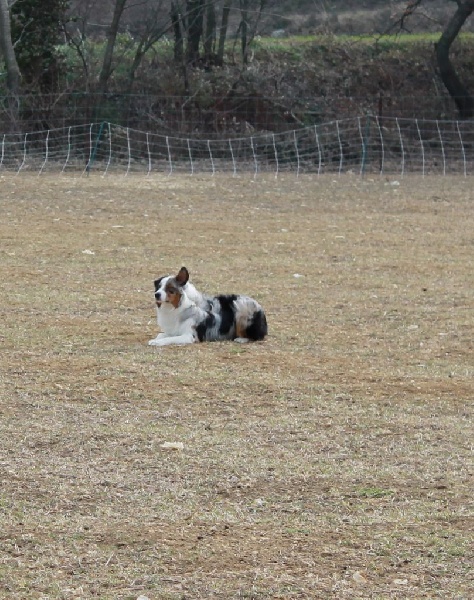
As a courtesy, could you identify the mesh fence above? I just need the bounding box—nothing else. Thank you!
[1,116,473,176]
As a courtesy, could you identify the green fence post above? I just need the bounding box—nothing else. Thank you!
[86,121,106,175]
[361,112,372,178]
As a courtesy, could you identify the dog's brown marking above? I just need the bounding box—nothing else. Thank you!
[236,322,246,338]
[165,280,182,309]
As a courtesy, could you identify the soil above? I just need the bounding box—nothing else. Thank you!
[0,172,473,599]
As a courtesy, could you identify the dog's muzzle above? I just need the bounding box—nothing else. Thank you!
[155,292,164,307]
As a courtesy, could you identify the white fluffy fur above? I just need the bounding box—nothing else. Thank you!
[148,284,201,346]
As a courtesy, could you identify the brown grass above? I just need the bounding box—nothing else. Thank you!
[0,172,473,599]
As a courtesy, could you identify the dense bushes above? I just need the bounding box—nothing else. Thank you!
[1,34,474,134]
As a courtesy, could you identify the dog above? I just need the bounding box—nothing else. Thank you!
[148,267,267,347]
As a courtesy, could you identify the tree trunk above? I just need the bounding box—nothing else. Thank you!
[203,0,216,64]
[0,0,21,129]
[97,0,127,95]
[186,0,204,65]
[217,0,232,66]
[0,0,21,94]
[435,0,474,119]
[240,0,249,65]
[171,0,184,64]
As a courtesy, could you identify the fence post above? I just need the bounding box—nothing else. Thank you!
[361,112,371,177]
[86,121,106,174]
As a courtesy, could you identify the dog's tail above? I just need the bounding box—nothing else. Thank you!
[234,297,268,341]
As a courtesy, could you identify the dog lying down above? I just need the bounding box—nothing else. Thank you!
[148,267,267,347]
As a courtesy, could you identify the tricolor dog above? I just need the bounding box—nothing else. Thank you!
[148,267,267,347]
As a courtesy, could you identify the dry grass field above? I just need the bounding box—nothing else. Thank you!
[0,172,473,599]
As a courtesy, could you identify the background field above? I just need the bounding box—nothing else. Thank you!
[0,173,473,599]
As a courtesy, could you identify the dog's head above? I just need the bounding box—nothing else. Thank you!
[154,266,189,309]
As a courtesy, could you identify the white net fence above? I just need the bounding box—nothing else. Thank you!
[1,115,474,176]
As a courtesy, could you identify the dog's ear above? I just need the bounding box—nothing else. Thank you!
[176,266,189,286]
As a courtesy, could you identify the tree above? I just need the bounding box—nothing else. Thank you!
[399,0,474,118]
[170,0,223,67]
[0,0,21,128]
[169,0,270,68]
[186,0,204,65]
[11,0,68,92]
[435,0,474,118]
[217,0,232,65]
[240,0,249,64]
[64,0,103,90]
[203,0,217,64]
[125,1,170,93]
[0,0,20,94]
[237,0,267,65]
[97,0,128,95]
[170,0,184,63]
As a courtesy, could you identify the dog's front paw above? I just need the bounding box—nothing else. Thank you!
[149,332,168,346]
